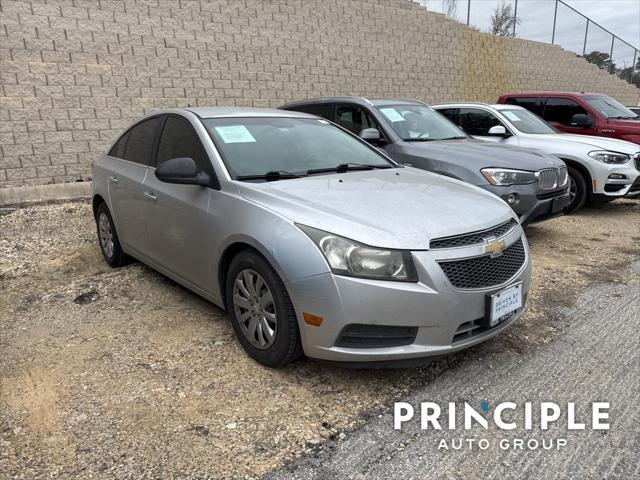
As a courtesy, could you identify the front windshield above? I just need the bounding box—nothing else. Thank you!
[498,108,558,134]
[376,105,468,141]
[583,95,639,119]
[203,117,393,178]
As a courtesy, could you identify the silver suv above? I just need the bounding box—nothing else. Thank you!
[433,103,640,212]
[280,97,570,226]
[92,107,531,367]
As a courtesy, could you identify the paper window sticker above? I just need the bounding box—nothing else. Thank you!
[379,108,405,122]
[503,111,521,122]
[214,125,257,143]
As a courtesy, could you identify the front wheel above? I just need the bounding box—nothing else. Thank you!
[226,251,303,367]
[566,167,588,214]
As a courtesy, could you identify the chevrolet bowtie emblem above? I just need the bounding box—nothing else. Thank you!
[484,238,505,257]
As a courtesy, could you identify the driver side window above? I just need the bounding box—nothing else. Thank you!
[156,116,211,172]
[459,108,505,136]
[335,105,380,136]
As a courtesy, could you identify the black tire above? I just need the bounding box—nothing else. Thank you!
[226,250,304,367]
[566,166,588,214]
[95,202,131,268]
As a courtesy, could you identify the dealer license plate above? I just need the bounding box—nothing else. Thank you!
[489,283,523,326]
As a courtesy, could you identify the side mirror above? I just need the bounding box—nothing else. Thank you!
[155,157,215,187]
[570,114,590,128]
[359,128,382,143]
[488,125,507,136]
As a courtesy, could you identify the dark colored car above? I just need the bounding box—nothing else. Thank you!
[280,97,569,226]
[497,92,640,145]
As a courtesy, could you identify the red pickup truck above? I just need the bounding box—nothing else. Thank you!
[497,92,640,145]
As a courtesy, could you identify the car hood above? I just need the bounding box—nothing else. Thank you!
[605,118,640,130]
[536,133,640,154]
[405,138,564,169]
[238,168,515,250]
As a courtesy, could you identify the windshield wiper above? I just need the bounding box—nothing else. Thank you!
[608,115,638,120]
[306,163,392,175]
[439,136,468,140]
[403,137,435,142]
[236,170,306,181]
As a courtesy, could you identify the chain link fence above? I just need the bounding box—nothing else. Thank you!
[413,0,639,87]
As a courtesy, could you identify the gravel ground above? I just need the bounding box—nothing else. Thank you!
[1,198,639,479]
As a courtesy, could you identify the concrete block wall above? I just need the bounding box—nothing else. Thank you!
[1,0,638,188]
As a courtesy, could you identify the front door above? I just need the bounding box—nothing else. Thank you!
[142,115,214,291]
[542,97,597,135]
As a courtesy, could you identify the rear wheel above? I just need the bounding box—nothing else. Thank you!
[95,203,131,267]
[566,167,588,214]
[226,251,303,367]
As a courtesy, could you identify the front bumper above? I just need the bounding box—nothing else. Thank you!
[482,184,569,226]
[591,162,640,197]
[624,176,640,197]
[286,227,531,362]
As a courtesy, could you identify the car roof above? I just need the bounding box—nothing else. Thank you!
[181,106,315,119]
[500,92,606,98]
[280,96,426,108]
[434,103,530,110]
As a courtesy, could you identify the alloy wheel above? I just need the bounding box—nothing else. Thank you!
[232,269,277,350]
[98,212,114,258]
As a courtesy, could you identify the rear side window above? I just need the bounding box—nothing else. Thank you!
[108,132,129,159]
[156,116,211,172]
[504,97,545,116]
[458,108,505,136]
[543,98,589,126]
[437,108,460,124]
[123,117,161,166]
[288,103,332,120]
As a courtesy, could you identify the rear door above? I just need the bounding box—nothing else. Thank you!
[142,115,213,290]
[108,116,162,254]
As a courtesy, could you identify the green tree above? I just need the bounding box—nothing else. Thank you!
[584,51,616,73]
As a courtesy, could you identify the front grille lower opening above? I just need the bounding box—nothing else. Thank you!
[335,324,418,349]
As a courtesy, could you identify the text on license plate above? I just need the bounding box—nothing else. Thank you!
[490,283,523,326]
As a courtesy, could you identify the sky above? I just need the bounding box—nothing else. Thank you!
[414,0,639,67]
[563,0,639,49]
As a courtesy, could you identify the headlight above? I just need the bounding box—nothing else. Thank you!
[481,168,537,186]
[298,225,418,282]
[587,150,631,164]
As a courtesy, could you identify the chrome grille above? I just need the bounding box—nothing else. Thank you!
[537,167,564,190]
[635,153,640,171]
[557,166,568,187]
[438,238,526,289]
[430,219,518,249]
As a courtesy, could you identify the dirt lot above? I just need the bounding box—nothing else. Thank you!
[1,198,639,479]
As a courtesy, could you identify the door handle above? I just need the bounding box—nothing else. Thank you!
[109,176,119,184]
[144,191,157,201]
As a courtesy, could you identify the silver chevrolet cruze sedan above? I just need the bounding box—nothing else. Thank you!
[92,107,532,367]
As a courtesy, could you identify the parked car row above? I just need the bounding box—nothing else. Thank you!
[92,92,639,368]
